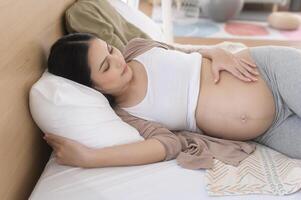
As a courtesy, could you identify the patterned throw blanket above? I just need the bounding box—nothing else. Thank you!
[205,142,301,196]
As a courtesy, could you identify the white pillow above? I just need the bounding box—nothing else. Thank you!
[108,0,166,42]
[29,71,144,148]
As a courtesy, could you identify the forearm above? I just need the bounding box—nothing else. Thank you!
[86,139,166,168]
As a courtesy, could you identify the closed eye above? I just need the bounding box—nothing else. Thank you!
[103,45,114,72]
[103,64,110,72]
[99,43,114,72]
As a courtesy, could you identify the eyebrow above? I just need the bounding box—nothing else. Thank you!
[98,42,110,71]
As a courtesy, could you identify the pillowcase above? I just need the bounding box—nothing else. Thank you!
[29,71,144,148]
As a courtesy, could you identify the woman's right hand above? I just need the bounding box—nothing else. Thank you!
[210,48,259,84]
[43,133,94,168]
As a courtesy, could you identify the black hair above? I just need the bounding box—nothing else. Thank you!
[47,32,116,107]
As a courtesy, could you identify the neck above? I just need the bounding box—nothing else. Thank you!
[113,61,136,105]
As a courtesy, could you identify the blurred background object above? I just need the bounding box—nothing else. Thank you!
[268,12,300,30]
[139,0,301,43]
[179,0,201,18]
[290,0,301,11]
[200,0,244,22]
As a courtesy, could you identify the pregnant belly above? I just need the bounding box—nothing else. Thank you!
[195,49,276,141]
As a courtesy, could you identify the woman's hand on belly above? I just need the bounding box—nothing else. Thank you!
[196,51,276,141]
[209,48,259,84]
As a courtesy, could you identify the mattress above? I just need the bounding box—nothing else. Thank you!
[30,153,301,200]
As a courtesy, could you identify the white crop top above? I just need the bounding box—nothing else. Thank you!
[121,47,202,132]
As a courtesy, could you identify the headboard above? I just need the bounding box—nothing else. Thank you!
[0,0,75,199]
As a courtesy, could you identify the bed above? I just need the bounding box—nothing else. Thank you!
[0,0,300,199]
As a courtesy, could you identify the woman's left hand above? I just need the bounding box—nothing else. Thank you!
[43,133,93,168]
[210,48,259,84]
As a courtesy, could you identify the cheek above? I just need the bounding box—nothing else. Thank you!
[116,51,125,63]
[90,72,100,88]
[101,72,121,87]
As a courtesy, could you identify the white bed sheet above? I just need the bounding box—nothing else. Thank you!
[30,153,301,200]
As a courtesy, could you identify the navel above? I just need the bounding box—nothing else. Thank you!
[240,114,248,123]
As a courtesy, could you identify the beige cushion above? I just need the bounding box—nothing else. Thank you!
[268,12,300,30]
[65,0,150,51]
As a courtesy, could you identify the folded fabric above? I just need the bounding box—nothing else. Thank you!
[175,132,255,169]
[65,0,150,52]
[114,106,256,170]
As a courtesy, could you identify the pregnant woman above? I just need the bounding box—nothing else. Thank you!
[44,33,301,167]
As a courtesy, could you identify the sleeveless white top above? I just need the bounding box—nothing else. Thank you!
[122,47,202,132]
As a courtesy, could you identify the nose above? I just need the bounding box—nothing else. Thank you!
[107,55,123,68]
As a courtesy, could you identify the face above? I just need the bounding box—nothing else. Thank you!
[88,38,132,95]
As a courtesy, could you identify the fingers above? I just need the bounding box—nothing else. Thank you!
[222,59,252,82]
[239,60,259,76]
[44,133,67,141]
[240,58,257,68]
[236,65,258,82]
[230,67,253,82]
[213,52,259,83]
[232,57,258,82]
[43,134,67,165]
[212,67,220,84]
[43,133,66,144]
[44,138,62,161]
[43,134,63,150]
[215,65,249,83]
[45,138,60,150]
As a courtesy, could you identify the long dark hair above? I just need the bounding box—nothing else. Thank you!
[47,32,116,107]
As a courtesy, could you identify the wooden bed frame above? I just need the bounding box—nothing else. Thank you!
[1,0,301,199]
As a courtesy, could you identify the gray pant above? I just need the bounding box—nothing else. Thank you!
[249,46,301,159]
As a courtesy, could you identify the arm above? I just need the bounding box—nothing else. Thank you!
[88,138,165,168]
[91,105,185,167]
[44,133,166,168]
[43,107,182,168]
